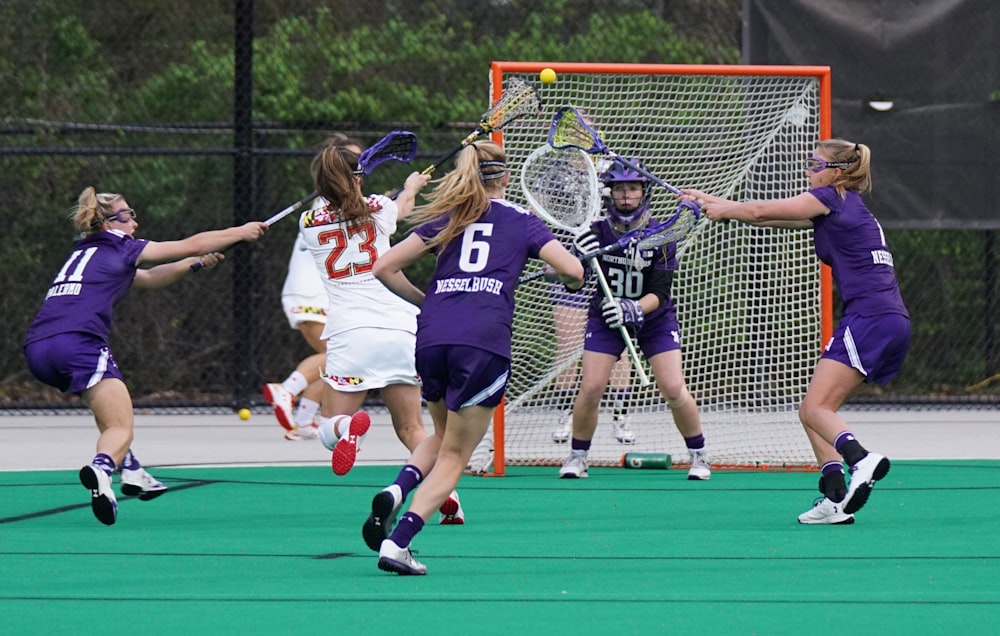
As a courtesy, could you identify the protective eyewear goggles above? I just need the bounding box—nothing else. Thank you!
[806,157,854,173]
[104,208,137,223]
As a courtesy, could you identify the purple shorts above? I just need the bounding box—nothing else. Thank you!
[583,314,682,358]
[821,313,910,385]
[416,345,510,412]
[23,333,125,395]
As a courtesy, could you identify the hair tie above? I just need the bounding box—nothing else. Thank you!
[479,160,507,181]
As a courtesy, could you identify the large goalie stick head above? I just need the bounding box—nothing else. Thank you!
[356,130,418,176]
[547,105,701,220]
[520,144,601,235]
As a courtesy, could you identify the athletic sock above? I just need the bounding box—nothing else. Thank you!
[91,453,116,475]
[121,449,141,471]
[282,371,309,396]
[833,431,868,467]
[570,438,591,452]
[819,461,847,502]
[392,465,423,500]
[388,512,425,549]
[684,433,706,451]
[293,397,320,428]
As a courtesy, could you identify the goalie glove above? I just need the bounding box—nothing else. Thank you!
[602,298,644,329]
[573,231,601,258]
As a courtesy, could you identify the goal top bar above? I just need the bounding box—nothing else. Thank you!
[491,61,831,78]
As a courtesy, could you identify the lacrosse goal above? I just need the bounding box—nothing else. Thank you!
[476,62,834,475]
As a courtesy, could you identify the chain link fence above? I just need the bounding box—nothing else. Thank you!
[2,0,996,413]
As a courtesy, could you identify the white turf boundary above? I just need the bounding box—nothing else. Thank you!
[0,408,997,472]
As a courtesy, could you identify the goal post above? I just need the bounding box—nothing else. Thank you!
[478,62,833,475]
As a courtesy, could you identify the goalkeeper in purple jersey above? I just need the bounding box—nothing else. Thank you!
[684,138,909,525]
[367,141,585,575]
[558,158,711,482]
[22,187,267,525]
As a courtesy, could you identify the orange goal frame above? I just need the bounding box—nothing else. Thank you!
[485,61,834,476]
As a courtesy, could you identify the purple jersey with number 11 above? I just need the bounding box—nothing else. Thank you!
[24,229,148,346]
[412,198,557,359]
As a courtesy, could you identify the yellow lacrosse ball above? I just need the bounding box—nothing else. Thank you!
[238,408,251,421]
[539,68,557,84]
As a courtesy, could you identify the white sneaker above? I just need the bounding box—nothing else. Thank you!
[262,383,295,432]
[551,410,572,443]
[363,485,402,552]
[284,423,319,441]
[687,448,712,480]
[79,464,117,526]
[120,467,168,501]
[614,414,635,444]
[439,491,464,525]
[843,453,891,514]
[559,451,589,479]
[798,497,855,525]
[378,539,427,575]
[331,412,371,475]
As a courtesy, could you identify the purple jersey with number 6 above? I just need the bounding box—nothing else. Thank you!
[412,198,557,359]
[24,230,148,346]
[809,186,908,318]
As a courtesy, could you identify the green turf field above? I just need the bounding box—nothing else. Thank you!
[2,462,997,635]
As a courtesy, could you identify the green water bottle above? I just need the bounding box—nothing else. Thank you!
[621,452,672,469]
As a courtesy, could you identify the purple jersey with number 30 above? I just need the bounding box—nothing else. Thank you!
[809,186,908,318]
[412,198,557,359]
[24,230,148,346]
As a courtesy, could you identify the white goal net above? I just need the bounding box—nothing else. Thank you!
[483,63,829,471]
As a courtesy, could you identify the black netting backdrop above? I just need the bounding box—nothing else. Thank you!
[2,0,996,414]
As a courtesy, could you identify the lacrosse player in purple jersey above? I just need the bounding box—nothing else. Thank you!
[368,141,585,575]
[22,187,267,525]
[558,158,711,481]
[684,138,909,524]
[264,135,364,441]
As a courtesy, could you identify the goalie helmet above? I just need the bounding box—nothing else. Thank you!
[599,158,652,233]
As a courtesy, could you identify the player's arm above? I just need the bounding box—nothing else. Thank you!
[682,188,822,229]
[134,253,225,289]
[394,172,432,221]
[137,222,267,266]
[538,239,585,291]
[373,232,428,306]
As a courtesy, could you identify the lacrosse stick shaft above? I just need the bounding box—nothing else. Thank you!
[189,191,318,272]
[591,258,652,386]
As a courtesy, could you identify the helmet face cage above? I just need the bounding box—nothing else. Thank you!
[599,158,652,231]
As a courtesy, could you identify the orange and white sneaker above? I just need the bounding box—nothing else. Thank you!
[331,412,371,476]
[262,383,295,431]
[438,490,465,525]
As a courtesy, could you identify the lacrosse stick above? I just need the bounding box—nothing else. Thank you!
[388,76,542,199]
[548,105,701,217]
[190,130,418,272]
[519,144,652,386]
[515,206,700,285]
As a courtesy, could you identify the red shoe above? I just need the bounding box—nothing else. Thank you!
[262,383,295,431]
[438,491,465,525]
[331,412,371,475]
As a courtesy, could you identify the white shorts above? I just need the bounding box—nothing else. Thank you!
[323,327,419,392]
[282,294,328,330]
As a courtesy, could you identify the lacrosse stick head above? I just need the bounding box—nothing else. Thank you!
[520,145,602,235]
[635,201,703,250]
[599,157,655,233]
[547,105,607,154]
[481,77,542,133]
[356,130,418,176]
